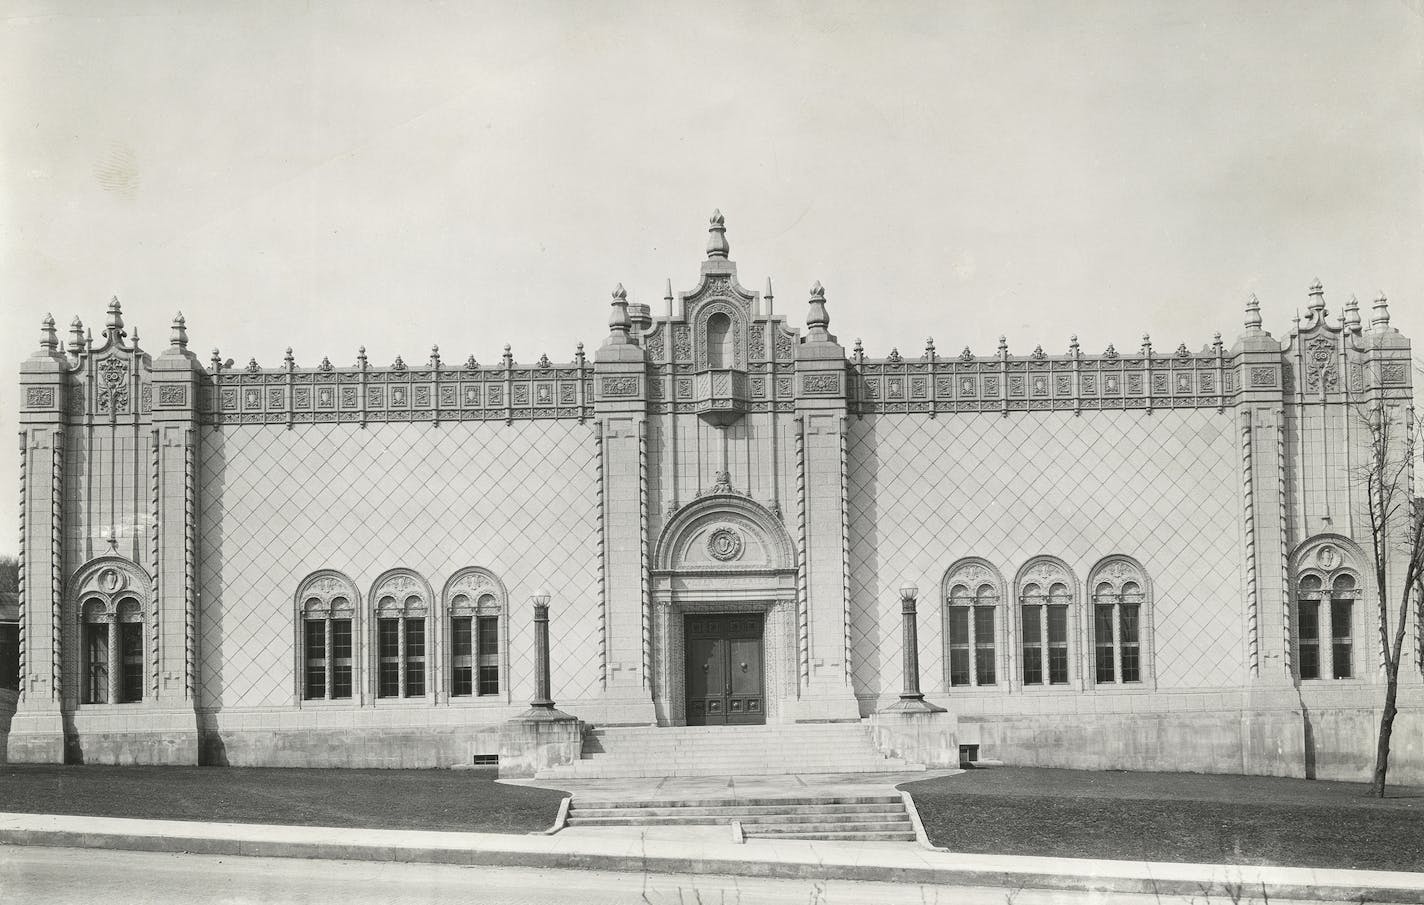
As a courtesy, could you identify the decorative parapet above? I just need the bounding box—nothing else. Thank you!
[848,336,1231,415]
[202,345,594,426]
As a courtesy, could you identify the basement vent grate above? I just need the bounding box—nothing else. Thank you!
[471,754,499,767]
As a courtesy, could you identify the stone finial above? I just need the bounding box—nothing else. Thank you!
[357,346,368,368]
[1213,332,1224,353]
[924,337,936,361]
[806,281,830,333]
[997,335,1008,358]
[245,357,261,374]
[853,338,865,362]
[538,352,551,369]
[464,354,479,370]
[130,326,139,346]
[392,354,406,372]
[887,347,903,364]
[105,295,125,339]
[318,356,333,372]
[210,348,222,372]
[68,316,85,356]
[664,277,675,319]
[706,209,729,259]
[284,347,295,369]
[1244,293,1263,330]
[764,277,775,317]
[1308,278,1325,308]
[1104,343,1119,360]
[607,283,631,344]
[1140,333,1152,356]
[40,313,58,350]
[1069,334,1080,356]
[169,312,188,349]
[1030,344,1046,360]
[502,343,514,367]
[430,345,441,367]
[1175,342,1191,361]
[959,346,974,362]
[575,341,585,365]
[1370,291,1391,332]
[1343,294,1361,332]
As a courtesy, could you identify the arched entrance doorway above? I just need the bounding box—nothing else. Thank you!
[650,494,797,726]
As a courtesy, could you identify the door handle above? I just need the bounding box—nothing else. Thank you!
[740,662,748,671]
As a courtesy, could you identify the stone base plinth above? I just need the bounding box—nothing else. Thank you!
[869,708,959,768]
[498,714,584,778]
[67,709,200,765]
[5,710,66,764]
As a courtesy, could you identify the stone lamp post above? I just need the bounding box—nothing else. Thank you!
[524,588,571,720]
[882,580,945,714]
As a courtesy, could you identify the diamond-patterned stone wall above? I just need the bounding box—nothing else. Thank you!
[846,409,1244,702]
[197,421,600,710]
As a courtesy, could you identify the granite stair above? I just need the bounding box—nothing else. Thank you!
[564,793,917,842]
[536,722,925,780]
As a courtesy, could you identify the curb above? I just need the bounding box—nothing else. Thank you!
[1,814,1420,903]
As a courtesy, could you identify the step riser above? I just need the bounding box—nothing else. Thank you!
[547,766,924,778]
[573,796,903,809]
[567,814,910,826]
[746,832,917,842]
[571,804,904,818]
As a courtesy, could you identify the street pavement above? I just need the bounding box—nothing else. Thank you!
[0,846,1362,905]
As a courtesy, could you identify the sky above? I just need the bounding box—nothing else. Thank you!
[1,0,1421,555]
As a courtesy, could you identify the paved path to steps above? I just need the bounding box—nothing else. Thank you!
[509,768,960,803]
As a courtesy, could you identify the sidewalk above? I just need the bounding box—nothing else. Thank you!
[1,810,1421,903]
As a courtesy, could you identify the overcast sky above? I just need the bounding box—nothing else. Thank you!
[2,0,1421,556]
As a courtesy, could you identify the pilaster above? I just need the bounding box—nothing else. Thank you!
[786,285,860,721]
[10,317,68,761]
[593,287,657,721]
[1232,309,1292,687]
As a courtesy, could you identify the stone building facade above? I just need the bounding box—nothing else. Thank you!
[6,213,1421,781]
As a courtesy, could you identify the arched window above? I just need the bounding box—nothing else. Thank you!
[707,312,733,368]
[295,571,359,702]
[444,568,508,700]
[942,559,1003,687]
[1087,557,1151,686]
[83,599,110,704]
[370,570,433,700]
[81,595,144,704]
[1293,539,1363,681]
[1016,558,1076,687]
[70,559,150,706]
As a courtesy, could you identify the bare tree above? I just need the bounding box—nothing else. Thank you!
[1355,396,1424,797]
[0,554,18,594]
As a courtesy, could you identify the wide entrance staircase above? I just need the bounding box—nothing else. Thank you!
[536,722,925,842]
[536,722,923,780]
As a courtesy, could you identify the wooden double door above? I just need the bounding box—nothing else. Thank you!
[684,613,765,725]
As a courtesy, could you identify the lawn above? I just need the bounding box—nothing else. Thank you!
[901,767,1424,873]
[0,764,568,834]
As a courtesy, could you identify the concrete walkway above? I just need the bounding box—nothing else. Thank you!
[1,810,1421,903]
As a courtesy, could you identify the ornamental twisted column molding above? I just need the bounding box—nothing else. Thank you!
[838,417,853,684]
[16,431,26,705]
[594,420,607,691]
[49,430,64,704]
[1240,410,1259,678]
[149,428,161,698]
[1276,414,1292,676]
[183,428,196,701]
[794,415,809,690]
[638,419,651,689]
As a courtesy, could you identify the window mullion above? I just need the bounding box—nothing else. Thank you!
[398,614,408,698]
[325,617,335,700]
[107,612,120,705]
